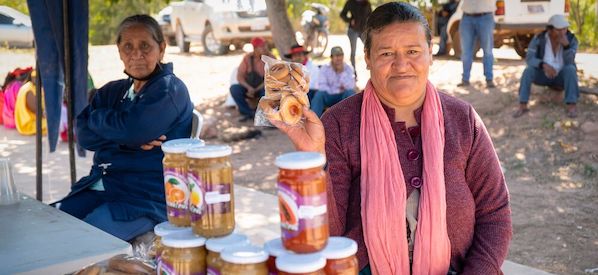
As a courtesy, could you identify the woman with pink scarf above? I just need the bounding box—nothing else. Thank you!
[268,2,512,275]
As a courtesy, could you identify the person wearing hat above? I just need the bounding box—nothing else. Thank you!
[311,46,355,117]
[230,37,273,122]
[285,44,320,100]
[513,14,579,118]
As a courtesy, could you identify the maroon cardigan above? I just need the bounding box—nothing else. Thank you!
[322,91,512,274]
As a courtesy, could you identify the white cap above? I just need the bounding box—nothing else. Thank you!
[153,221,192,237]
[161,230,206,248]
[161,138,205,153]
[548,14,569,29]
[275,152,326,170]
[220,244,269,264]
[264,238,290,257]
[275,253,326,273]
[186,144,232,159]
[206,233,250,253]
[321,237,358,259]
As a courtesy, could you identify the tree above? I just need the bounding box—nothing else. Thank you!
[265,0,297,58]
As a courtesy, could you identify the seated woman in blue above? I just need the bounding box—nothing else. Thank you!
[56,14,193,241]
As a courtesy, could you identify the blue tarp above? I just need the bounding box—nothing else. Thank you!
[26,0,88,152]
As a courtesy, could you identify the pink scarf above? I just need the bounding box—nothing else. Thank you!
[359,80,450,274]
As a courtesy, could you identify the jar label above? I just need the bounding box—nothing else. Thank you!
[164,169,190,216]
[277,182,327,238]
[188,171,232,220]
[188,173,205,215]
[158,259,206,275]
[207,266,221,275]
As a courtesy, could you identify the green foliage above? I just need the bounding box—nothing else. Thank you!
[569,0,597,50]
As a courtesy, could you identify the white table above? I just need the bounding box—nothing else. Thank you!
[0,194,131,275]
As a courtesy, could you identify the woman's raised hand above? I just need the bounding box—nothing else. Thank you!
[267,106,326,155]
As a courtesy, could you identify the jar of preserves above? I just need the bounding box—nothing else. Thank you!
[221,245,269,275]
[186,145,235,238]
[151,221,192,260]
[162,138,205,227]
[264,238,290,274]
[274,152,328,253]
[275,253,326,275]
[321,237,358,275]
[206,233,250,275]
[158,230,207,274]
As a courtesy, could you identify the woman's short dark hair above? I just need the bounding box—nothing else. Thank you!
[116,14,165,45]
[362,2,432,55]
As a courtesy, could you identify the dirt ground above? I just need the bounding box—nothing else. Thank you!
[196,55,598,274]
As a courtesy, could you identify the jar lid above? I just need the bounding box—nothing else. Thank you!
[153,221,192,237]
[206,233,250,253]
[220,244,269,264]
[274,152,326,170]
[264,238,289,257]
[161,230,206,248]
[321,237,358,259]
[275,253,326,273]
[186,144,232,159]
[161,138,205,153]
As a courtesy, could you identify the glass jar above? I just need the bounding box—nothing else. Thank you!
[187,145,235,238]
[221,245,269,275]
[264,238,290,275]
[275,253,326,275]
[321,237,358,275]
[158,230,207,274]
[275,152,328,253]
[206,233,250,275]
[151,221,192,260]
[162,138,205,227]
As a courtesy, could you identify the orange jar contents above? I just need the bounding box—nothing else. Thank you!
[275,152,329,253]
[264,238,290,274]
[206,233,250,275]
[321,237,359,275]
[220,245,269,275]
[162,138,205,226]
[186,145,235,238]
[151,221,192,260]
[158,230,207,275]
[275,253,326,275]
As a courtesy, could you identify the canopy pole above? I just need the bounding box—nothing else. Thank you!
[63,0,76,185]
[35,61,43,201]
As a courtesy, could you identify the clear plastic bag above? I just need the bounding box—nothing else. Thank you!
[254,55,311,127]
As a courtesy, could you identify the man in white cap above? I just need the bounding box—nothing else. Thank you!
[514,14,580,118]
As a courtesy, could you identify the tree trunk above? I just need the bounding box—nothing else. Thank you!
[265,0,296,59]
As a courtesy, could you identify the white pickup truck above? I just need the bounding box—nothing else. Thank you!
[169,0,272,55]
[447,0,570,58]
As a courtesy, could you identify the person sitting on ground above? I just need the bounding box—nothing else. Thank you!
[514,14,579,118]
[435,0,459,56]
[311,46,355,117]
[268,3,511,274]
[14,69,48,135]
[55,14,193,242]
[2,67,32,129]
[284,44,320,101]
[230,37,272,122]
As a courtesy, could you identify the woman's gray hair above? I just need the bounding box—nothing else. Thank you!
[362,2,432,54]
[116,14,165,45]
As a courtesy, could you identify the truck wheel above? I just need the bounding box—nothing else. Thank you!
[514,34,533,59]
[202,24,228,56]
[449,23,480,59]
[176,24,190,53]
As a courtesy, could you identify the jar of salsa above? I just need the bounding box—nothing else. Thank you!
[264,238,290,274]
[274,152,328,253]
[206,233,250,275]
[321,237,358,275]
[186,145,235,237]
[275,253,326,275]
[159,230,207,274]
[221,245,269,275]
[162,138,205,227]
[151,221,192,260]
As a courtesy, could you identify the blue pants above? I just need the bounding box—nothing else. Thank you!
[460,13,494,82]
[347,28,363,74]
[311,89,354,117]
[518,65,579,104]
[230,84,265,118]
[58,190,155,241]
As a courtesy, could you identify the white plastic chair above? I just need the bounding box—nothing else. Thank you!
[190,109,204,140]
